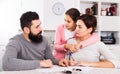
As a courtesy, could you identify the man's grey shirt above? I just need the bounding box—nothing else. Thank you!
[2,34,58,71]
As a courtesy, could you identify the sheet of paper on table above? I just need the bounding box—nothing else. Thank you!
[36,65,93,73]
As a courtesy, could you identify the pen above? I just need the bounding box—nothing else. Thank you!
[68,51,74,60]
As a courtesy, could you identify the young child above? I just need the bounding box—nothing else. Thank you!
[53,8,100,60]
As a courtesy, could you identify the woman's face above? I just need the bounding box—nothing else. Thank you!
[75,20,92,38]
[64,14,76,31]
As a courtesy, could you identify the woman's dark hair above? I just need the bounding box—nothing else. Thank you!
[78,14,97,34]
[20,11,39,30]
[65,8,80,23]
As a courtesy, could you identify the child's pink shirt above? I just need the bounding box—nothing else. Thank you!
[53,24,100,60]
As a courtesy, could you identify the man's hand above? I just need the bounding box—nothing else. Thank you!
[40,59,53,68]
[58,59,69,67]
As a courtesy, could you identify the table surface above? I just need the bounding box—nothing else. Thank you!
[0,66,120,74]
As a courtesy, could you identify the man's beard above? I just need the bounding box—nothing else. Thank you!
[29,31,43,43]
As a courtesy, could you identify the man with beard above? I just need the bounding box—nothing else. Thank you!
[2,11,68,71]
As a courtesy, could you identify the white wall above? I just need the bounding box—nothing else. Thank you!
[21,0,44,24]
[0,0,21,45]
[0,0,44,45]
[43,0,75,30]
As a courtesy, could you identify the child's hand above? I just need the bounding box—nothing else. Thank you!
[70,44,80,53]
[65,44,81,53]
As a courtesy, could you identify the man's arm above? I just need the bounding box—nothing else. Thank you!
[44,40,59,65]
[2,40,40,71]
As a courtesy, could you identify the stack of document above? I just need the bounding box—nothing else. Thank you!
[36,65,93,73]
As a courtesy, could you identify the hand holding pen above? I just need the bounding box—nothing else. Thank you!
[68,51,77,66]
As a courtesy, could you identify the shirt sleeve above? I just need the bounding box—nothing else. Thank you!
[54,25,66,52]
[44,40,59,65]
[98,42,120,69]
[2,40,40,71]
[80,33,100,48]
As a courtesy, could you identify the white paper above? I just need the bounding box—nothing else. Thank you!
[36,65,93,73]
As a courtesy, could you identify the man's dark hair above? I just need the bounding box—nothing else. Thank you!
[20,11,39,30]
